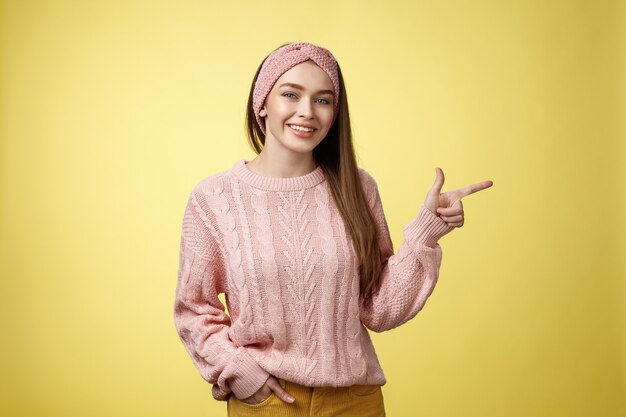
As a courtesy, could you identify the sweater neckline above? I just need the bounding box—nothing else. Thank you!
[232,159,326,191]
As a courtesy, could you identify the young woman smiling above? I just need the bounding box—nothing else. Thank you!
[174,41,493,417]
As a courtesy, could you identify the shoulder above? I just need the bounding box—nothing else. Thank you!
[182,167,235,224]
[356,167,380,206]
[182,168,235,244]
[189,166,234,200]
[357,166,379,189]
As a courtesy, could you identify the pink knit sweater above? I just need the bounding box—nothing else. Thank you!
[173,160,454,401]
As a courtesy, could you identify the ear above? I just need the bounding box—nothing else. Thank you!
[259,106,267,118]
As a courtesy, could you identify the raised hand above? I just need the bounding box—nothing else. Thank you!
[423,167,493,228]
[240,375,295,405]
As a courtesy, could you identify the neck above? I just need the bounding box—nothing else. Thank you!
[246,149,318,178]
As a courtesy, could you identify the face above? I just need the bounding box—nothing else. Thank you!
[259,60,335,158]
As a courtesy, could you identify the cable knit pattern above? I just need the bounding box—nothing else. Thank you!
[173,159,454,401]
[336,206,355,378]
[231,178,265,340]
[314,183,339,383]
[251,188,287,366]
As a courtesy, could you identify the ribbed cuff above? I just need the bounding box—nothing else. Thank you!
[228,348,271,400]
[403,204,454,248]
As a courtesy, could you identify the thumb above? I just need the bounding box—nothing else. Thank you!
[429,167,445,196]
[268,377,295,403]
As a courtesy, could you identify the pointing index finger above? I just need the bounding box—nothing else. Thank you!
[455,180,494,198]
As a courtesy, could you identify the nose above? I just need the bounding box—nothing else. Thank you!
[297,99,313,119]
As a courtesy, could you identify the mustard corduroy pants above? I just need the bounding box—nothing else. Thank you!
[227,377,386,417]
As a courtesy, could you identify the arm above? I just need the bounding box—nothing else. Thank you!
[358,172,454,332]
[173,189,270,401]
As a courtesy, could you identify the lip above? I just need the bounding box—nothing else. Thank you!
[287,123,317,138]
[287,123,317,130]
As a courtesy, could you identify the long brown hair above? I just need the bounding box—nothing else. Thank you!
[245,44,383,300]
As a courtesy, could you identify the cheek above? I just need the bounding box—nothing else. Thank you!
[270,100,293,116]
[321,111,335,129]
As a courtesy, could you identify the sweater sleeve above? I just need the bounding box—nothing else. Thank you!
[357,170,455,332]
[173,188,270,401]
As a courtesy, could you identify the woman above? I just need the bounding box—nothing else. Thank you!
[173,41,493,417]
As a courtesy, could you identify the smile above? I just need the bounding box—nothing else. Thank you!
[288,124,315,132]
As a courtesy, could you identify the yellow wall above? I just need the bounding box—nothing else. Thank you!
[1,0,624,416]
[615,2,626,406]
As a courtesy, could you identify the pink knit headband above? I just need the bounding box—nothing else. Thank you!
[253,42,340,134]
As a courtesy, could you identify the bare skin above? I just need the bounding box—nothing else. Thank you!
[423,167,493,227]
[241,375,294,405]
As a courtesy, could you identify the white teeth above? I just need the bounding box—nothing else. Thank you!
[289,124,314,132]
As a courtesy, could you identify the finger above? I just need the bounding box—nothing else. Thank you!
[453,180,493,198]
[436,201,463,216]
[428,167,445,196]
[267,378,295,403]
[242,390,269,405]
[440,214,463,223]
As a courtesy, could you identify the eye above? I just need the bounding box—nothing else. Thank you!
[282,92,297,98]
[317,98,331,105]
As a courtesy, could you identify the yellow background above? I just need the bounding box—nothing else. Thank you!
[1,0,624,416]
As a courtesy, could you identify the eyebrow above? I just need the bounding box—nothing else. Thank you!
[278,83,334,96]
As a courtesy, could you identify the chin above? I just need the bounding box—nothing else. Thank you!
[286,145,320,155]
[282,139,324,154]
